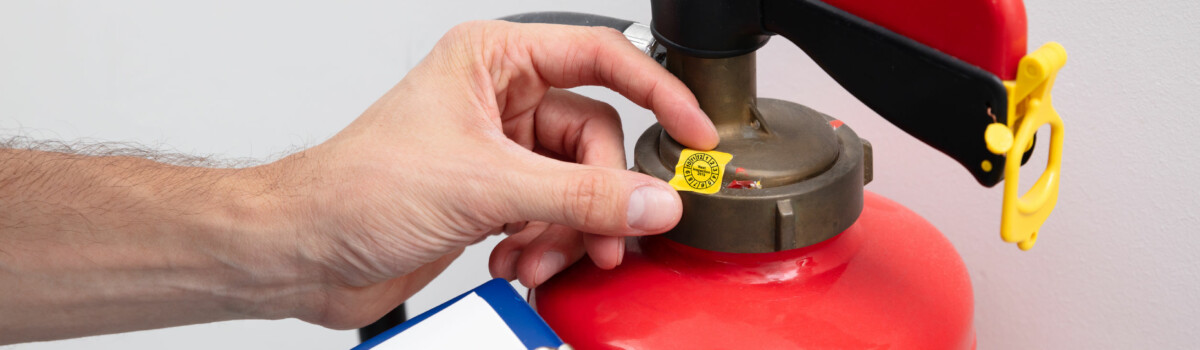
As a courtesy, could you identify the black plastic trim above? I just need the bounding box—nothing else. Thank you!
[649,0,770,58]
[650,23,770,59]
[763,0,1013,187]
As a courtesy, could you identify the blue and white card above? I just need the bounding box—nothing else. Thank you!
[353,278,564,350]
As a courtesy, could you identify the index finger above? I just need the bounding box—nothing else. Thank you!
[489,21,720,150]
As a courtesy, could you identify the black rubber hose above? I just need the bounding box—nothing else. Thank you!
[499,11,635,32]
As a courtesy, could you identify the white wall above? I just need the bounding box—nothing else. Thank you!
[1,0,1196,349]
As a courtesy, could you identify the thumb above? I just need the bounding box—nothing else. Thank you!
[494,156,682,236]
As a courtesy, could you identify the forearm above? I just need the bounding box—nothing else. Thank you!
[0,148,314,344]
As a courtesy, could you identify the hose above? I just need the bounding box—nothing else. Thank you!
[499,11,636,32]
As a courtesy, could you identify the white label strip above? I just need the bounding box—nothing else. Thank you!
[370,292,527,350]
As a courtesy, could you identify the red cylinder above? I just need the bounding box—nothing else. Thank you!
[532,191,975,349]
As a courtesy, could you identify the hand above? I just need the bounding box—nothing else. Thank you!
[267,21,718,329]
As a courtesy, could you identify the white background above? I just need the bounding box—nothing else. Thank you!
[1,0,1198,349]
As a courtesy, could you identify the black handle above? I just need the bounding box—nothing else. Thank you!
[496,5,1035,187]
[499,12,635,32]
[762,0,1020,187]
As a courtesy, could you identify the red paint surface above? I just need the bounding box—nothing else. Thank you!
[823,0,1028,79]
[830,120,845,129]
[532,191,975,349]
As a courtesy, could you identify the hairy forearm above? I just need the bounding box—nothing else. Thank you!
[0,148,315,344]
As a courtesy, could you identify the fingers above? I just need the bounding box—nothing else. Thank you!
[492,155,682,237]
[486,21,719,150]
[583,234,624,270]
[532,90,627,269]
[485,90,680,236]
[489,222,579,287]
[488,222,546,280]
[489,90,629,281]
[517,224,583,288]
[504,221,527,234]
[488,222,621,288]
[534,89,626,169]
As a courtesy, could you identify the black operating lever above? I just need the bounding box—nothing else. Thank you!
[496,5,1035,187]
[762,0,1029,187]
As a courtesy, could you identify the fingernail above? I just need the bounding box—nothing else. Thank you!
[696,105,718,141]
[535,251,566,286]
[626,186,679,231]
[703,108,718,133]
[615,238,625,266]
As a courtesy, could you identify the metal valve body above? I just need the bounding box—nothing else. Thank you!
[531,48,977,349]
[516,0,1051,347]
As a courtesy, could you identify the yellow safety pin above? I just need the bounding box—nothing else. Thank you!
[984,42,1067,250]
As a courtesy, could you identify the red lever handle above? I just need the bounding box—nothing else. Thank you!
[820,0,1028,80]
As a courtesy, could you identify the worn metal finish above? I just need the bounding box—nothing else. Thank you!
[655,100,842,188]
[634,49,873,253]
[862,139,874,185]
[660,49,842,188]
[665,48,761,139]
[622,23,656,57]
[636,99,869,253]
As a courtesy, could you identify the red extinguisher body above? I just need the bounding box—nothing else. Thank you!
[531,191,975,349]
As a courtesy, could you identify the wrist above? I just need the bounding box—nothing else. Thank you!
[204,162,328,321]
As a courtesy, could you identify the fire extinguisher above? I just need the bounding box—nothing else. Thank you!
[493,0,1068,348]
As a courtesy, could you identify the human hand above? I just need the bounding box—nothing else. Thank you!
[264,21,718,329]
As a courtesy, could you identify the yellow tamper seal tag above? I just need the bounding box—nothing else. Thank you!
[668,149,733,194]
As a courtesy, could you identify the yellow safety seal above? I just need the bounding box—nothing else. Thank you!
[669,149,733,194]
[993,42,1068,251]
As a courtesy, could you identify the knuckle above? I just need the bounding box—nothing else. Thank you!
[441,22,472,42]
[440,21,494,48]
[596,100,620,118]
[590,26,625,40]
[577,101,622,133]
[562,170,621,230]
[447,21,486,36]
[578,26,627,48]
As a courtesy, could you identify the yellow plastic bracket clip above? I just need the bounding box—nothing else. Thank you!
[987,42,1067,251]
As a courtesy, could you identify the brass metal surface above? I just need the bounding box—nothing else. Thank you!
[661,50,840,188]
[666,49,761,139]
[636,100,869,253]
[635,49,873,253]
